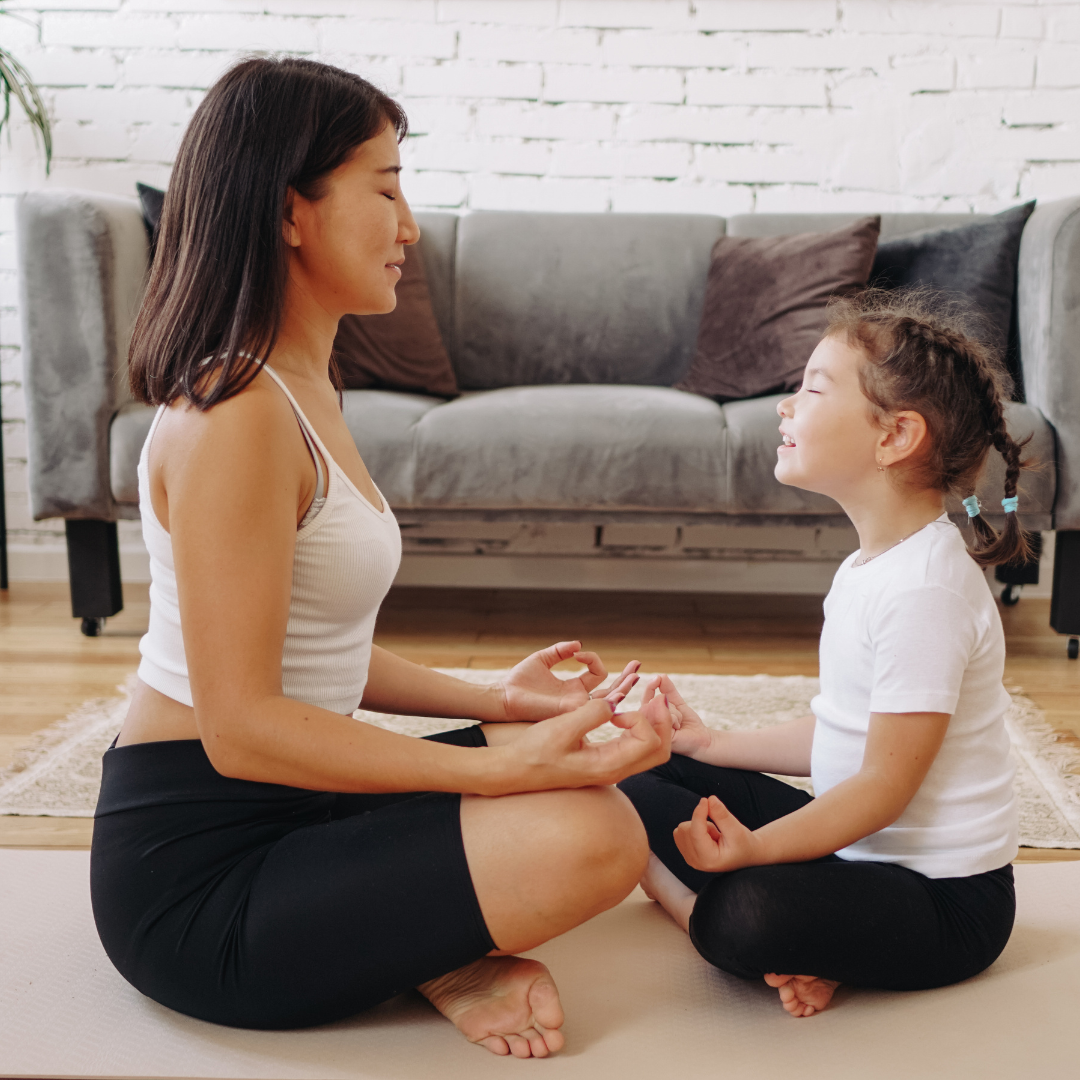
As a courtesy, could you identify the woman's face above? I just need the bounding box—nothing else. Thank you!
[285,122,419,318]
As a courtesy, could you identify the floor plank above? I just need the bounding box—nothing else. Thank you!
[1,582,1077,859]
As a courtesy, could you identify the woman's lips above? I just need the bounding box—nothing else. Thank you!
[386,263,402,276]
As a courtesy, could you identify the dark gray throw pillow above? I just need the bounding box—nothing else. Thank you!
[677,216,881,402]
[871,201,1035,392]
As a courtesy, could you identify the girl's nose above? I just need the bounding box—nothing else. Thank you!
[777,395,794,418]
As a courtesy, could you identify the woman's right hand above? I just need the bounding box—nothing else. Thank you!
[495,693,672,794]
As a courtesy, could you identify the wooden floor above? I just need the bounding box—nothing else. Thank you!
[1,580,1078,860]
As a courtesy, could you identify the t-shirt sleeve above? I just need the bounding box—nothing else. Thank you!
[868,585,979,715]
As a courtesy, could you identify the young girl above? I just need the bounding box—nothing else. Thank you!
[621,289,1026,1018]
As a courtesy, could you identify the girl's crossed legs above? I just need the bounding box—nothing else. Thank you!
[618,756,1015,1015]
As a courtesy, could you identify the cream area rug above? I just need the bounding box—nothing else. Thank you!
[1,670,1079,849]
[1,849,1078,1080]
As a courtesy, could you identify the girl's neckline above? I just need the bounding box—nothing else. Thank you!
[850,513,951,569]
[261,364,390,519]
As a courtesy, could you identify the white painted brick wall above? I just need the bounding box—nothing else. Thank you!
[2,0,1080,570]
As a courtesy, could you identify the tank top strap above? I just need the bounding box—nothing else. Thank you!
[262,365,325,503]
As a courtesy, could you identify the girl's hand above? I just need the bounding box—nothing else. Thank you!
[497,641,640,721]
[673,795,762,873]
[500,691,671,793]
[640,673,713,759]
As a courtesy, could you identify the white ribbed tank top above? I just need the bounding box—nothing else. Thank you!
[136,366,402,715]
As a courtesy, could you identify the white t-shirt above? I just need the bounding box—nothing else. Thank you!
[810,515,1018,878]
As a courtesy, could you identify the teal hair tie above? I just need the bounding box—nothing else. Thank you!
[1001,496,1019,514]
[962,496,981,518]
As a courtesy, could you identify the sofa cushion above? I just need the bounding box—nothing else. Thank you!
[340,390,444,506]
[410,385,729,511]
[677,216,881,403]
[109,403,156,504]
[871,202,1036,391]
[452,213,725,390]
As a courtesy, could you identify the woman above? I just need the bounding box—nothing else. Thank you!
[90,57,671,1060]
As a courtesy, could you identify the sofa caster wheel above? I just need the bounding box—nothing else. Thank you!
[80,617,104,637]
[1069,638,1079,661]
[1000,584,1021,606]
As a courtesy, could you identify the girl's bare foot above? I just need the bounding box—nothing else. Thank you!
[763,973,840,1017]
[418,956,565,1058]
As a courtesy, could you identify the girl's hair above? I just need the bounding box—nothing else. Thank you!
[128,57,408,410]
[825,288,1032,569]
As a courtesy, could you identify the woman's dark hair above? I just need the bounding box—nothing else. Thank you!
[128,57,407,409]
[826,288,1033,568]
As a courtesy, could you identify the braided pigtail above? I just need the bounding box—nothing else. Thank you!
[827,287,1036,570]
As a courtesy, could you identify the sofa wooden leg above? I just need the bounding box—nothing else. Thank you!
[1050,530,1080,659]
[65,520,123,634]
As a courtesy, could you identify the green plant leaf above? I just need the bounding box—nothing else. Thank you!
[0,31,53,174]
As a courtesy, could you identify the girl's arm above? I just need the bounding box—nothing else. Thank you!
[164,384,669,797]
[674,710,950,873]
[649,675,815,776]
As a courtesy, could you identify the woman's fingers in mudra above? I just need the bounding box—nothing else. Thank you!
[591,659,642,705]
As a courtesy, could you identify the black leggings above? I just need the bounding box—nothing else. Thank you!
[619,756,1015,991]
[90,727,495,1030]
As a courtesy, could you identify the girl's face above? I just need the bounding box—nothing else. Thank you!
[775,334,887,500]
[285,122,419,318]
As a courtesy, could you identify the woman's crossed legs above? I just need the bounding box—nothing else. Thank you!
[618,756,1015,1017]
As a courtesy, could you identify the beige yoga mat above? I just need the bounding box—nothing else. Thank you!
[1,850,1077,1079]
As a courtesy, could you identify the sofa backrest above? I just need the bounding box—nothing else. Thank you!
[418,209,1003,391]
[451,212,726,389]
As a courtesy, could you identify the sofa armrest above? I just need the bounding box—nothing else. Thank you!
[16,189,148,521]
[1017,196,1080,530]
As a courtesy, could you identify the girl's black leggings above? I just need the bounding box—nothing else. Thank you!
[618,755,1015,991]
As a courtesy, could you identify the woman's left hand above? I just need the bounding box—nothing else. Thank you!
[497,641,640,722]
[673,795,763,873]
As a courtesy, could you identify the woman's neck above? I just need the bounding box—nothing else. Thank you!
[839,483,947,562]
[268,274,339,384]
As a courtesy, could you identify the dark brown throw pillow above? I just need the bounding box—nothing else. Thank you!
[333,242,459,397]
[677,216,881,401]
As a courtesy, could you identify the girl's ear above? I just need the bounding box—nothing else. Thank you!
[878,410,929,466]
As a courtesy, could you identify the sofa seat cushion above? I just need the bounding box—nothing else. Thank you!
[409,385,729,511]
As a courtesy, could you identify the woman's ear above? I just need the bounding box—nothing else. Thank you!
[878,410,929,467]
[282,187,301,248]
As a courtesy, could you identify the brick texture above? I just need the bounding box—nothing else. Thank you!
[3,0,1080,552]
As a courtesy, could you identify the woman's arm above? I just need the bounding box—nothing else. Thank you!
[673,710,950,872]
[162,383,668,796]
[360,643,641,722]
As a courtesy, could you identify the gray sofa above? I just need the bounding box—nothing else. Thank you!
[15,191,1080,654]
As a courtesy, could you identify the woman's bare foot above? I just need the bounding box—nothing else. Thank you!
[639,851,695,932]
[763,973,840,1017]
[418,956,565,1058]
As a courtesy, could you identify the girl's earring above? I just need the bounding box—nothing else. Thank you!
[877,459,886,472]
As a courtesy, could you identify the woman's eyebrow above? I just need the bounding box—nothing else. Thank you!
[378,165,402,175]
